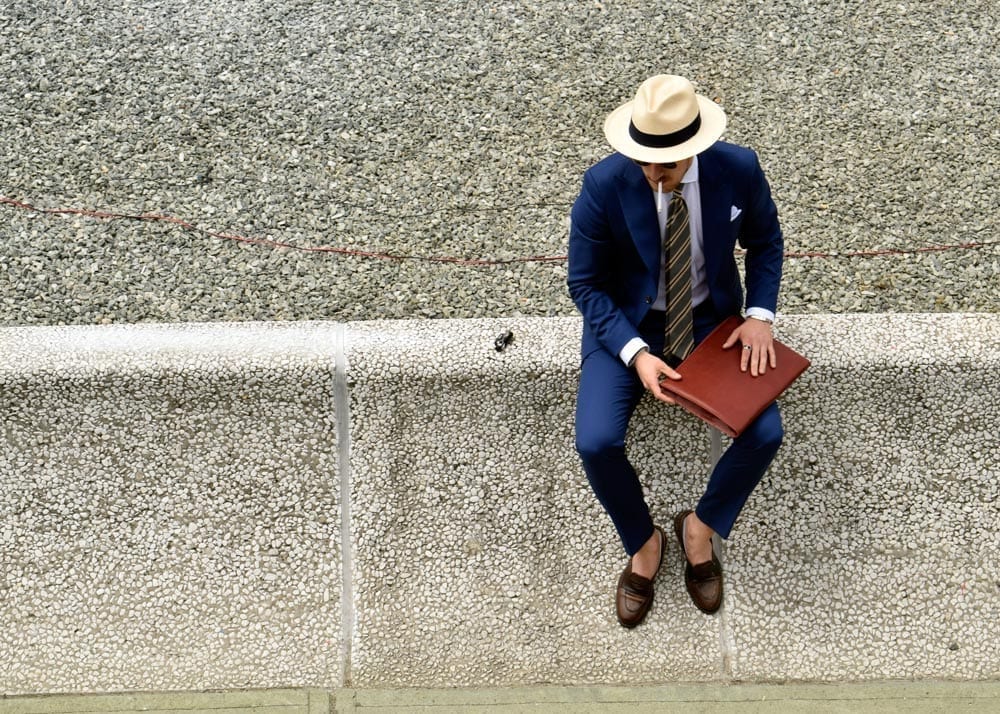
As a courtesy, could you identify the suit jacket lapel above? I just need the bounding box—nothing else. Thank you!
[616,166,661,278]
[697,149,733,283]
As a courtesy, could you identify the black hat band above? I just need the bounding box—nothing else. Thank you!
[628,113,701,148]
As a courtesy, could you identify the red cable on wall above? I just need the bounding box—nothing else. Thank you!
[2,195,996,264]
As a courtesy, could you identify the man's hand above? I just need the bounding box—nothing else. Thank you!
[722,318,776,376]
[634,350,682,404]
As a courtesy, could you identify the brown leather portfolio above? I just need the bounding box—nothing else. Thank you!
[659,316,810,438]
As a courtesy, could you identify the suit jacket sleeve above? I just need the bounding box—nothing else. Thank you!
[738,153,783,313]
[567,163,652,360]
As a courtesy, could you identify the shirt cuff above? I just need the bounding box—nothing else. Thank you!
[745,307,776,324]
[620,338,649,367]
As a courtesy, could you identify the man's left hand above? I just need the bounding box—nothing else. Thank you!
[722,318,776,376]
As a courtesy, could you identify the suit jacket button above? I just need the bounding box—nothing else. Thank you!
[644,296,653,304]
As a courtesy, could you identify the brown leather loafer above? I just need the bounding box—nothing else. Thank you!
[615,526,665,628]
[673,510,723,614]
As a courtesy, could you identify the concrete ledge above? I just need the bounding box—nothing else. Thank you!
[1,315,998,693]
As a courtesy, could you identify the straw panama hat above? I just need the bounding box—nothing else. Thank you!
[603,75,727,163]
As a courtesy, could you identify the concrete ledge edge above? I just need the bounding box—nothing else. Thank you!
[3,681,1000,714]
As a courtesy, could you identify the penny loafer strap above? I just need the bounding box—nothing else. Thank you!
[621,571,654,597]
[688,558,722,582]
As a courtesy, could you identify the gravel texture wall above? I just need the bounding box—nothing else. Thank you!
[1,1,998,326]
[1,314,997,692]
[0,324,343,692]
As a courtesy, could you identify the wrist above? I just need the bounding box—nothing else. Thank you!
[628,346,649,368]
[744,307,775,325]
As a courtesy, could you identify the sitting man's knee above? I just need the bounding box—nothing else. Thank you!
[758,417,784,451]
[745,408,783,451]
[575,430,626,463]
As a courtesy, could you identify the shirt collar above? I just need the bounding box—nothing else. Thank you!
[682,155,699,185]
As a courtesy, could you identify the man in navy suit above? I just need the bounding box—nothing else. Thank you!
[568,75,785,627]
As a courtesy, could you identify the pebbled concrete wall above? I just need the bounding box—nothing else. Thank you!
[0,324,343,692]
[1,315,997,693]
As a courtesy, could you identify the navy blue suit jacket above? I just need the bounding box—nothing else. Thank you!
[567,141,783,361]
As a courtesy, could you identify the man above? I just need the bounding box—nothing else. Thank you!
[568,74,785,628]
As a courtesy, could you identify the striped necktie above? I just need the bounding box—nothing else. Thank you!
[663,188,694,367]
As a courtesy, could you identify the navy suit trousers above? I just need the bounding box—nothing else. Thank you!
[574,304,784,555]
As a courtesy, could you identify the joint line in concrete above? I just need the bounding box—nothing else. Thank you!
[333,323,355,686]
[709,427,735,678]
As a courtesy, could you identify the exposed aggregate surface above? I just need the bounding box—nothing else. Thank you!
[1,0,998,695]
[2,0,998,326]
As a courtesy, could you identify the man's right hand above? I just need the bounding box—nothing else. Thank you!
[634,350,682,404]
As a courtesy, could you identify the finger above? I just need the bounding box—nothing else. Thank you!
[768,344,778,369]
[740,343,751,372]
[652,388,677,404]
[649,378,677,404]
[660,366,683,381]
[722,329,741,349]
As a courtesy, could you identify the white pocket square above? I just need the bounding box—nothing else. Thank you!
[730,206,742,221]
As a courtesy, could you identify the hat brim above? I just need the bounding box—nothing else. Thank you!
[603,94,727,163]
